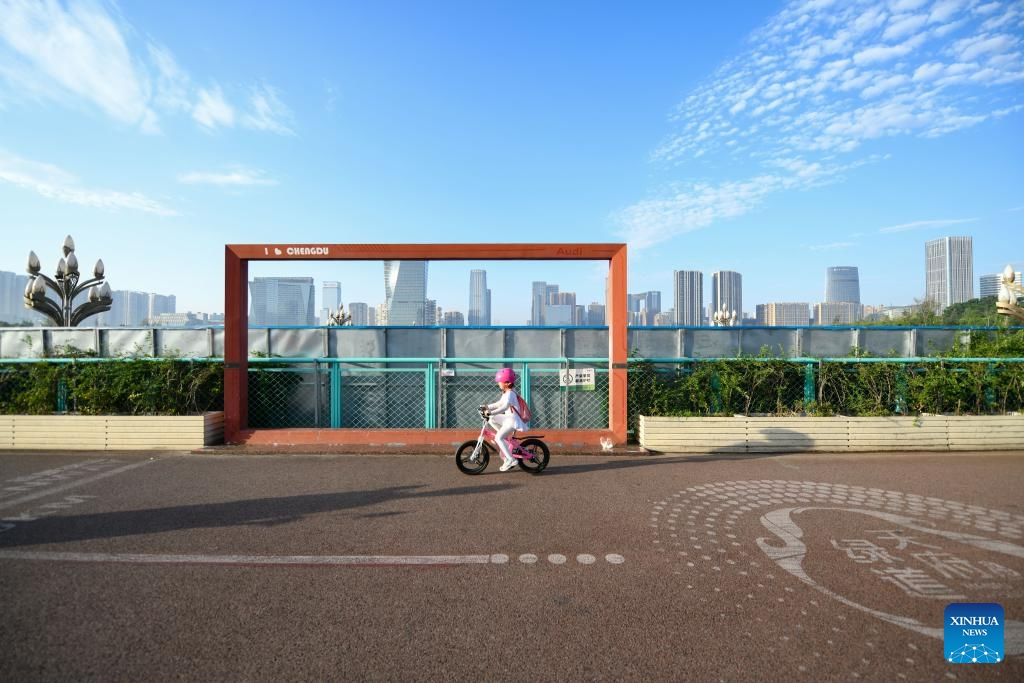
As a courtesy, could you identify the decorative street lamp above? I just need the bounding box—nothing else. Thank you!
[327,306,352,326]
[996,264,1024,323]
[712,303,738,326]
[23,235,112,327]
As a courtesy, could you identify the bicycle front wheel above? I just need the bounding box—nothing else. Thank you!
[455,440,490,475]
[516,438,549,474]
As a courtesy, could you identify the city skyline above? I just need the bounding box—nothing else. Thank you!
[0,235,1016,326]
[0,1,1020,323]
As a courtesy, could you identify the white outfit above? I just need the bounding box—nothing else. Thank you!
[486,388,526,464]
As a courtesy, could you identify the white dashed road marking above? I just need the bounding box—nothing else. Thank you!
[0,549,626,568]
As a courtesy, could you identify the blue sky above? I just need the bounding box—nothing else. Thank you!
[1,0,1021,324]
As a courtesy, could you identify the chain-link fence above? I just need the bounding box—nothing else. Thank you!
[246,358,609,430]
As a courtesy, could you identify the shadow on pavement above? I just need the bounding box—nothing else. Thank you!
[0,482,515,548]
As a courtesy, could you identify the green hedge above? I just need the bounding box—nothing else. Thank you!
[626,329,1024,435]
[0,359,223,415]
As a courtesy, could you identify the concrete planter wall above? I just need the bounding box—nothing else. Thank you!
[639,415,1024,453]
[0,412,224,451]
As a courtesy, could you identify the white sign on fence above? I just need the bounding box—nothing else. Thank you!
[560,367,595,391]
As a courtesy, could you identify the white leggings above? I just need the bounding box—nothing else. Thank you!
[489,415,516,461]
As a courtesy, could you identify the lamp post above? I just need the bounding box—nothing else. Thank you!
[996,264,1024,323]
[327,306,352,326]
[23,235,113,327]
[712,303,738,326]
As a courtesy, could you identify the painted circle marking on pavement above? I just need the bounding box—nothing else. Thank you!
[519,553,538,564]
[489,553,509,564]
[548,553,567,565]
[605,553,625,564]
[648,480,1024,678]
[576,553,596,565]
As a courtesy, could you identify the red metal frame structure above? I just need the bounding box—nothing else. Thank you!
[224,243,628,449]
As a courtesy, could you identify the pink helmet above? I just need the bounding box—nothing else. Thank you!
[494,367,517,384]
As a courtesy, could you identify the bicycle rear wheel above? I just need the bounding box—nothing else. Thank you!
[515,438,549,474]
[455,440,490,475]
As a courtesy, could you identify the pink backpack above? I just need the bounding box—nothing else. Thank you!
[512,394,532,423]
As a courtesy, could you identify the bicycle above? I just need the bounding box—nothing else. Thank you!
[455,407,550,475]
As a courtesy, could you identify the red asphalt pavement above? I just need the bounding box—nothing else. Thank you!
[0,449,1022,681]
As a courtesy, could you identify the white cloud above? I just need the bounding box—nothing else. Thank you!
[178,167,278,187]
[242,83,295,135]
[0,0,158,131]
[0,149,176,215]
[877,217,977,233]
[0,0,296,136]
[622,0,1023,251]
[808,241,856,251]
[193,85,235,130]
[955,32,1018,61]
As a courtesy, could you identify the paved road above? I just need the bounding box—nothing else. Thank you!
[1,450,1022,681]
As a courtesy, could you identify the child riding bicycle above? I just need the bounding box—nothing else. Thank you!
[480,367,528,472]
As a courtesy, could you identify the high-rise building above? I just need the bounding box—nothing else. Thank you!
[321,281,341,325]
[757,303,810,326]
[149,293,176,321]
[249,277,316,326]
[925,236,973,312]
[814,302,863,325]
[383,261,428,325]
[628,291,661,326]
[443,311,465,325]
[348,302,369,326]
[468,269,491,326]
[0,270,44,324]
[825,266,860,303]
[531,281,547,325]
[545,304,574,326]
[711,271,742,324]
[980,271,1021,298]
[673,270,703,326]
[587,302,606,326]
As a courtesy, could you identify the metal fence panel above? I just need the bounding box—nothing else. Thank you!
[328,328,386,357]
[386,328,443,358]
[628,328,679,357]
[158,328,215,357]
[248,363,327,428]
[506,328,561,360]
[804,328,856,357]
[445,327,505,359]
[564,328,607,358]
[267,327,324,357]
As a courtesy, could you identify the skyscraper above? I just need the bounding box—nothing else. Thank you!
[711,271,742,323]
[925,236,973,312]
[757,303,810,326]
[348,302,370,326]
[249,277,316,326]
[321,281,341,325]
[673,270,703,326]
[468,269,491,326]
[531,281,547,325]
[825,266,860,303]
[980,271,1021,298]
[383,261,428,325]
[628,291,661,326]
